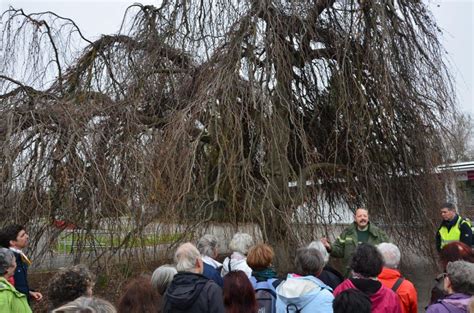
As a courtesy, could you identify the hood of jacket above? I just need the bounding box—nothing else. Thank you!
[378,267,402,281]
[441,293,471,310]
[202,255,222,269]
[346,222,384,239]
[276,274,332,309]
[221,253,252,276]
[0,277,26,298]
[340,279,392,305]
[164,272,209,309]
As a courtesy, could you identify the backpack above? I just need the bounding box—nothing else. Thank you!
[460,216,472,228]
[459,217,473,247]
[253,278,280,313]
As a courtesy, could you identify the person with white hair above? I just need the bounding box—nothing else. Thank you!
[162,242,225,313]
[221,232,254,277]
[151,264,177,295]
[196,234,223,287]
[308,241,343,290]
[377,242,417,313]
[276,247,334,313]
[0,247,32,313]
[52,296,116,313]
[426,260,474,313]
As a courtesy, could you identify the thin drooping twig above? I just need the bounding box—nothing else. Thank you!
[0,1,455,267]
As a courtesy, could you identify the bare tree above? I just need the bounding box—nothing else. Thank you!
[0,1,456,265]
[444,112,474,162]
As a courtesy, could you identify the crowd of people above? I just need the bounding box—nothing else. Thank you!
[0,203,473,312]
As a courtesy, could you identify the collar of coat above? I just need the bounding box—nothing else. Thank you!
[348,222,381,238]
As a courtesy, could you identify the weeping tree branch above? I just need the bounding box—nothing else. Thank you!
[0,0,455,266]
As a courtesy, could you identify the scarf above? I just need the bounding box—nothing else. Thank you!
[252,267,278,282]
[9,247,32,266]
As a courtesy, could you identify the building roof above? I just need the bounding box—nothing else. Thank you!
[438,161,474,173]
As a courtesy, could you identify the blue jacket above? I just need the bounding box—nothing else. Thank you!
[276,274,334,313]
[202,263,223,288]
[12,252,30,301]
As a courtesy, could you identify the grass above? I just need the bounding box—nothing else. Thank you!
[54,232,183,253]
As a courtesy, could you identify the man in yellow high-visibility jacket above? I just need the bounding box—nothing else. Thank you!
[436,202,472,251]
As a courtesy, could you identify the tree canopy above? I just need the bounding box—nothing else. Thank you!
[0,0,455,263]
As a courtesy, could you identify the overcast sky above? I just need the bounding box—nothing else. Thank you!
[431,0,473,116]
[2,0,473,115]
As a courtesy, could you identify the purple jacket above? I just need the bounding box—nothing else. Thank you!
[426,293,471,313]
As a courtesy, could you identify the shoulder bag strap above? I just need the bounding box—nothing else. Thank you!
[391,277,405,292]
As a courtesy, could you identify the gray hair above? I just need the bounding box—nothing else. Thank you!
[229,233,254,255]
[0,248,15,275]
[151,264,177,295]
[296,247,324,276]
[447,260,474,295]
[197,234,218,257]
[377,243,401,269]
[308,241,329,264]
[355,207,369,214]
[175,242,202,273]
[52,296,116,313]
[47,264,96,308]
[441,202,456,211]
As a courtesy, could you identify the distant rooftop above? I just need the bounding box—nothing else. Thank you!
[438,161,474,172]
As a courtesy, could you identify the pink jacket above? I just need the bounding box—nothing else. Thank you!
[334,279,401,313]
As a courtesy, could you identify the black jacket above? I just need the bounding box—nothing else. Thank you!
[318,265,344,290]
[162,272,225,313]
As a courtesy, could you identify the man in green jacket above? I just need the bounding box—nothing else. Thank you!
[321,208,389,277]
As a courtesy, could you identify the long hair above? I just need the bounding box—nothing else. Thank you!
[223,271,257,313]
[117,275,161,313]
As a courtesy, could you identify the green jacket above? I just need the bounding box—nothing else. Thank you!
[0,277,32,313]
[330,222,389,277]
